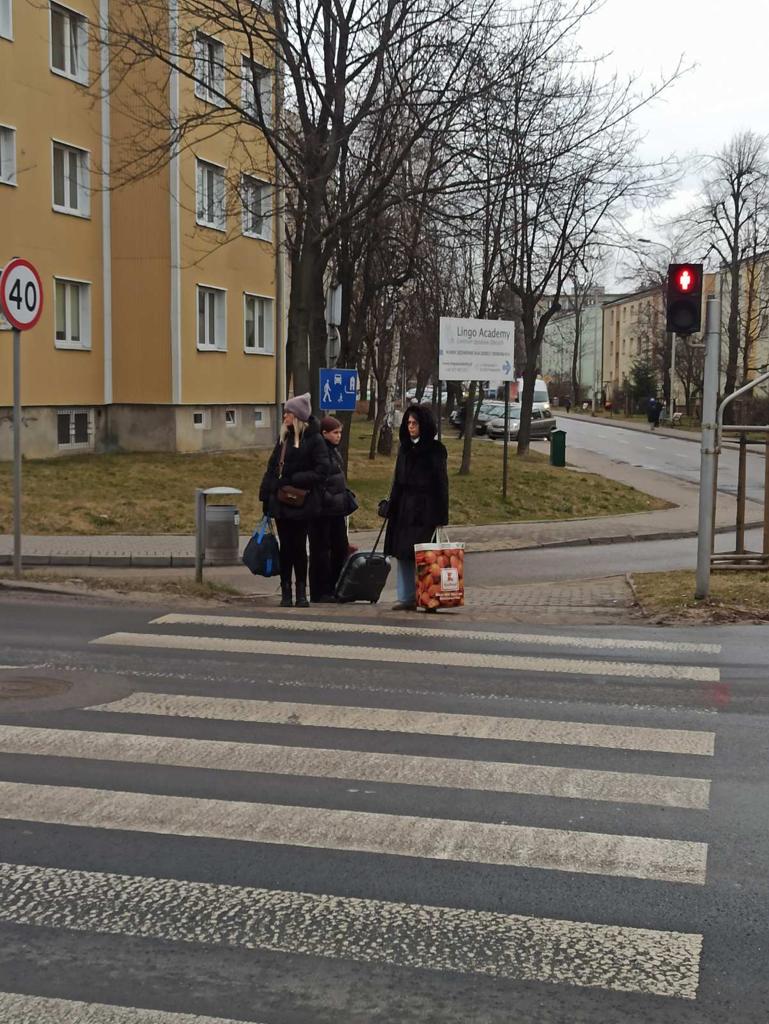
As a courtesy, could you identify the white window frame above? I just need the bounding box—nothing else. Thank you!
[240,56,272,125]
[243,292,274,355]
[54,276,91,349]
[241,174,271,241]
[196,285,227,351]
[224,407,237,427]
[195,158,225,231]
[0,0,12,40]
[193,409,211,429]
[52,140,90,216]
[0,124,16,186]
[194,31,225,107]
[57,407,93,449]
[49,2,88,84]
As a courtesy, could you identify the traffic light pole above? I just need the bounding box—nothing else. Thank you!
[669,332,676,420]
[695,296,720,600]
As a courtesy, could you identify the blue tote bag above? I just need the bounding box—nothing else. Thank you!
[242,517,281,577]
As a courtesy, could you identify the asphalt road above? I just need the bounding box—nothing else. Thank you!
[0,594,768,1023]
[557,417,767,502]
[469,528,765,585]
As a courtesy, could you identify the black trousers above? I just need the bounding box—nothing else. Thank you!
[276,518,308,587]
[308,516,348,600]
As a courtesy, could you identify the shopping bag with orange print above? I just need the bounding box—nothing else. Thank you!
[413,529,464,610]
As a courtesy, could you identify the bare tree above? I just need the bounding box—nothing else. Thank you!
[688,132,769,410]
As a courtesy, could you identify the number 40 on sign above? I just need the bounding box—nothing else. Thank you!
[0,258,44,332]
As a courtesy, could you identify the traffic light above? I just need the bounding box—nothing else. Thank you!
[666,263,703,335]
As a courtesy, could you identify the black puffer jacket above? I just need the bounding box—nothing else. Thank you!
[383,405,449,561]
[259,417,330,520]
[320,442,353,516]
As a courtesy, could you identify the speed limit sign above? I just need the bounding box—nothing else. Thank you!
[0,258,44,331]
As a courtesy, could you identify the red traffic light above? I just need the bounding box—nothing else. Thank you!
[673,266,700,293]
[666,263,703,334]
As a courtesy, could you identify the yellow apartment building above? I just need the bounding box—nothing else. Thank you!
[602,276,716,406]
[0,0,282,458]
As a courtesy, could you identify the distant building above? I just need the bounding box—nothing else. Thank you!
[0,0,283,458]
[541,288,622,402]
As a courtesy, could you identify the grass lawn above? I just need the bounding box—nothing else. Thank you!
[0,417,669,535]
[632,570,769,621]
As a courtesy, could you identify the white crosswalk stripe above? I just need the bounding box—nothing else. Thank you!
[0,863,702,1000]
[151,614,723,655]
[0,991,263,1024]
[94,692,716,756]
[91,631,721,681]
[0,614,722,1012]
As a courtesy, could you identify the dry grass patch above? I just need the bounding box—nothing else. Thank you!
[0,418,669,535]
[632,570,769,622]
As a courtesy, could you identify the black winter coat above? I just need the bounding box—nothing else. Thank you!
[319,442,354,517]
[259,417,330,520]
[383,406,449,561]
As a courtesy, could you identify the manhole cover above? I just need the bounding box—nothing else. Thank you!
[0,677,73,700]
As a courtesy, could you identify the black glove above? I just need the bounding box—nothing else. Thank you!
[377,498,390,519]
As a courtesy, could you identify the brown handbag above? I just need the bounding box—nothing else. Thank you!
[277,484,309,507]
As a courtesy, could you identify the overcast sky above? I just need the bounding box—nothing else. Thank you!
[573,0,769,272]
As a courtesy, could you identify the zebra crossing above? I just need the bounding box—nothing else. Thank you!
[0,612,723,1020]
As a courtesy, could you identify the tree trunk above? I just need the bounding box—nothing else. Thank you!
[458,381,478,475]
[377,325,401,456]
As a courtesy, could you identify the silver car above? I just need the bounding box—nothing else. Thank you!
[486,407,557,440]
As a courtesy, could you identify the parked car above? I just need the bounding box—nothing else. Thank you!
[450,400,505,435]
[486,406,557,440]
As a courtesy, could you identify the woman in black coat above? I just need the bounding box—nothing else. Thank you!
[383,404,449,610]
[259,393,330,608]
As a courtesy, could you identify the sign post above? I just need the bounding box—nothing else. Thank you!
[439,317,516,495]
[0,258,44,578]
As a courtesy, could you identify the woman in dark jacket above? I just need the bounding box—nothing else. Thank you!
[308,415,356,602]
[383,404,449,611]
[259,393,330,607]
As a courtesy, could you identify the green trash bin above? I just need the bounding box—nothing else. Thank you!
[550,428,566,467]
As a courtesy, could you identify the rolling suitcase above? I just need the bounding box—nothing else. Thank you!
[335,520,390,603]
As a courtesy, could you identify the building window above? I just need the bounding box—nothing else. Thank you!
[240,57,271,124]
[225,408,237,427]
[241,175,271,240]
[193,409,211,429]
[50,3,88,83]
[197,285,226,350]
[254,409,263,424]
[57,407,92,448]
[194,32,225,106]
[52,141,89,216]
[0,0,12,40]
[54,278,91,348]
[0,125,15,185]
[195,158,225,230]
[244,293,274,354]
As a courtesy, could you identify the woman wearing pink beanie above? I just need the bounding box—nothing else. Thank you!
[259,394,329,607]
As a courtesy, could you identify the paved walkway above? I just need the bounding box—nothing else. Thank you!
[0,446,757,567]
[1,444,760,625]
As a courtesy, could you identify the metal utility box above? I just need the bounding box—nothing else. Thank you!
[550,428,566,467]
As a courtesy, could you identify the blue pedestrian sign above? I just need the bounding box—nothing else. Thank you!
[319,368,358,411]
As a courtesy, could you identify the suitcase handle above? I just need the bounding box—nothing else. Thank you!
[369,517,387,556]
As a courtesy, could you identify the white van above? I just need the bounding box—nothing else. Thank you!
[509,377,550,410]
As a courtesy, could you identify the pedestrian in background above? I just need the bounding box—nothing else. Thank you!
[259,394,329,608]
[383,405,449,611]
[564,398,572,414]
[308,415,357,602]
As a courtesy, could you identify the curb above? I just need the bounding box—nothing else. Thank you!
[1,520,764,568]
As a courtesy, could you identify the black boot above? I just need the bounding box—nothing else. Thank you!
[280,581,293,607]
[294,580,309,608]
